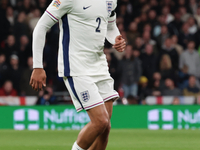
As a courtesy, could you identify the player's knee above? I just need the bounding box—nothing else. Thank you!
[95,117,109,134]
[104,121,111,135]
[99,117,109,130]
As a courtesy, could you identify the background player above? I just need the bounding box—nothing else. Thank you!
[30,0,126,149]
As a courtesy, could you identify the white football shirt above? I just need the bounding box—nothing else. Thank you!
[45,0,117,77]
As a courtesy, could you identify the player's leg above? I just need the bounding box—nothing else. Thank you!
[88,100,113,150]
[63,76,117,150]
[72,104,109,150]
[88,75,119,150]
[63,76,109,150]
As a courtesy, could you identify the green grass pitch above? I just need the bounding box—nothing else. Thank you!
[0,129,200,150]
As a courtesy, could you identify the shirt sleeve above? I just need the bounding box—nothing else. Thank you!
[45,0,73,22]
[106,13,120,45]
[106,0,120,44]
[32,13,56,68]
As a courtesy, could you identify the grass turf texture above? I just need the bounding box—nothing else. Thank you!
[0,129,199,150]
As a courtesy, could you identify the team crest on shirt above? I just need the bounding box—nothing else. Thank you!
[106,1,113,16]
[53,0,61,9]
[81,90,90,102]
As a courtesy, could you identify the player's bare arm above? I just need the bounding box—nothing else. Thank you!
[30,68,46,91]
[113,35,126,52]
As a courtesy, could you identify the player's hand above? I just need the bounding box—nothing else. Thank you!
[113,35,126,52]
[30,68,46,91]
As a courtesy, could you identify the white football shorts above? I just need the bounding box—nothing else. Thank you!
[63,74,119,112]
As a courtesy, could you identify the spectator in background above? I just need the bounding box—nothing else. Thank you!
[18,0,34,14]
[142,31,156,48]
[0,2,10,43]
[153,15,166,38]
[162,78,182,96]
[194,6,200,27]
[187,17,198,35]
[36,90,44,105]
[152,72,166,91]
[117,23,124,33]
[6,6,15,28]
[178,64,190,90]
[138,13,148,33]
[160,38,179,70]
[133,49,140,59]
[4,54,23,93]
[133,37,144,51]
[172,97,180,105]
[18,35,31,67]
[168,11,183,35]
[149,0,159,14]
[178,23,193,48]
[133,16,140,25]
[171,35,183,55]
[156,25,170,49]
[162,6,174,24]
[37,86,56,105]
[159,54,177,81]
[179,41,200,78]
[20,57,37,96]
[176,0,187,10]
[140,44,157,80]
[143,23,152,34]
[0,54,8,86]
[0,54,7,72]
[160,0,175,11]
[189,0,197,15]
[179,6,191,22]
[29,9,41,32]
[14,12,29,42]
[36,0,48,13]
[116,16,124,25]
[138,76,150,103]
[151,79,162,97]
[141,3,151,14]
[0,80,17,96]
[9,0,16,7]
[148,9,157,27]
[2,35,17,62]
[126,22,140,46]
[118,4,132,30]
[118,45,142,97]
[183,75,200,97]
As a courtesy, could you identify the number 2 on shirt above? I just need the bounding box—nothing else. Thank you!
[96,17,101,33]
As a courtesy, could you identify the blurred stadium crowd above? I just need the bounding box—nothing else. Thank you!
[1,0,200,105]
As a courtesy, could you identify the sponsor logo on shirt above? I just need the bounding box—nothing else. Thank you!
[81,90,90,102]
[53,0,61,9]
